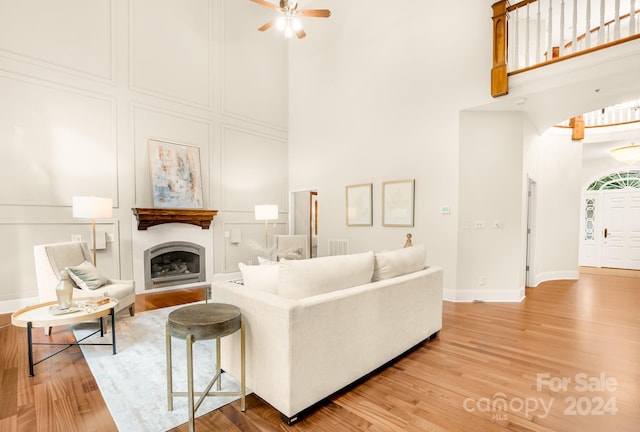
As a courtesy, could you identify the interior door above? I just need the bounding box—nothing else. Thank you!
[602,191,640,270]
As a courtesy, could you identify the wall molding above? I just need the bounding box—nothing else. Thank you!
[219,0,287,133]
[0,72,117,207]
[533,270,580,287]
[0,0,115,85]
[128,0,213,110]
[130,102,213,206]
[0,296,40,315]
[220,124,288,211]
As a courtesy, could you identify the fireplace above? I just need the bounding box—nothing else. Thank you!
[144,241,205,290]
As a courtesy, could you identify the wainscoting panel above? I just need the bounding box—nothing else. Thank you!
[221,0,288,130]
[220,126,288,211]
[0,75,116,206]
[0,221,119,304]
[131,104,212,208]
[130,0,211,108]
[0,0,113,82]
[222,220,287,273]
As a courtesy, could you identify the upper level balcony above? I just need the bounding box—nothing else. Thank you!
[488,0,640,135]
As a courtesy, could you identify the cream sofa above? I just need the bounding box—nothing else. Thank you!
[212,245,443,424]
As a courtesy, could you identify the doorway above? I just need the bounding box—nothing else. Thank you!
[525,179,537,287]
[601,191,640,270]
[579,169,640,270]
[290,189,318,258]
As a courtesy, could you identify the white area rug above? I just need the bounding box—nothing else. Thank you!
[73,304,243,432]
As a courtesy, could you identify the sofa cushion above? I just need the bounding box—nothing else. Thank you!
[239,263,279,294]
[94,281,135,299]
[278,251,374,299]
[67,260,108,290]
[372,244,426,282]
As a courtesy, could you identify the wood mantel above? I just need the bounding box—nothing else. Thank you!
[132,208,218,230]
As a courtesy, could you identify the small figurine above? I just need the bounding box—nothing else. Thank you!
[404,233,413,248]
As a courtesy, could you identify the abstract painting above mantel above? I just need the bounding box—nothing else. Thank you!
[148,139,203,209]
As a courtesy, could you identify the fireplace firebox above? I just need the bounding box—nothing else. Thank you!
[144,241,205,290]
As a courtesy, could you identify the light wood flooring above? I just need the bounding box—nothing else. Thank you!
[0,273,638,431]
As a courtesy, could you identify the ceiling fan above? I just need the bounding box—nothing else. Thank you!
[250,0,331,39]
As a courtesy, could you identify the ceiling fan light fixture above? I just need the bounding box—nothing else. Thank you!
[610,143,640,164]
[284,25,294,38]
[291,17,302,31]
[276,16,286,30]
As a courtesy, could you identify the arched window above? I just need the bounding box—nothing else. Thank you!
[587,170,640,191]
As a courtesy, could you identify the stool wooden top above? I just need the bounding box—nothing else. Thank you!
[168,303,241,341]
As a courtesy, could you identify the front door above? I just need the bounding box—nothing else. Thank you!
[602,191,640,270]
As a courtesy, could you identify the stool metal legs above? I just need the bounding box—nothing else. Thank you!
[166,322,173,411]
[166,321,246,432]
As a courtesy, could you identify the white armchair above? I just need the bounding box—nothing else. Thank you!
[274,235,309,261]
[34,241,136,319]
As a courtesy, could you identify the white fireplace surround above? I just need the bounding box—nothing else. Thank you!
[132,216,214,294]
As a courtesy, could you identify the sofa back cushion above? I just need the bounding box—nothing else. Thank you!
[278,251,374,299]
[372,244,426,282]
[238,263,279,294]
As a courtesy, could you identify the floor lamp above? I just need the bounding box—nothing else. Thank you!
[72,196,113,266]
[254,204,278,251]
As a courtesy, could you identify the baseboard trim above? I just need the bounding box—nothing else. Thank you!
[0,296,40,315]
[532,270,579,287]
[444,287,525,303]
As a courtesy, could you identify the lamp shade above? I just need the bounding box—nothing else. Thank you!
[72,196,113,219]
[254,204,278,221]
[610,144,640,164]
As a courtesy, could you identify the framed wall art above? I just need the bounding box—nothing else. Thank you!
[382,179,415,227]
[346,183,373,226]
[148,139,203,208]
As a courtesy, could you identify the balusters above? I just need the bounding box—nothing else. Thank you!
[599,0,605,44]
[525,3,531,67]
[548,1,554,60]
[572,0,578,54]
[500,0,637,76]
[536,0,542,64]
[585,0,592,49]
[615,0,621,39]
[559,0,566,56]
[630,0,636,36]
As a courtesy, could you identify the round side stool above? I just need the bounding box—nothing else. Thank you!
[166,303,245,432]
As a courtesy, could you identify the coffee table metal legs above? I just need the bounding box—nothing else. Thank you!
[27,322,34,377]
[25,307,117,377]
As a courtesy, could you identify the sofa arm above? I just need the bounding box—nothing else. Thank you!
[212,280,299,415]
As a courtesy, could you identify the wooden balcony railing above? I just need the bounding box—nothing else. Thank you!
[492,0,640,97]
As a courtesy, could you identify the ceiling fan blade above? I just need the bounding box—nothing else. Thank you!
[250,0,278,10]
[258,20,274,32]
[295,28,307,39]
[297,9,331,18]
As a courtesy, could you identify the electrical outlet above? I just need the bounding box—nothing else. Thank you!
[474,220,486,229]
[71,235,82,242]
[479,277,486,286]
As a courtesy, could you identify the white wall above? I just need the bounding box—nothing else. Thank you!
[528,129,583,285]
[288,0,497,297]
[456,111,526,301]
[0,0,289,312]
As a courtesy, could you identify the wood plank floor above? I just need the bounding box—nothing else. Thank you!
[1,274,638,431]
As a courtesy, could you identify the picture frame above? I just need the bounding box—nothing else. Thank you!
[148,139,203,209]
[346,183,373,226]
[382,179,415,227]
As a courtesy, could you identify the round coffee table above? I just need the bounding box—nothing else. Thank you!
[166,303,245,432]
[12,297,119,376]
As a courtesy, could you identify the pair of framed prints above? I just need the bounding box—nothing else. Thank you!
[346,179,415,227]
